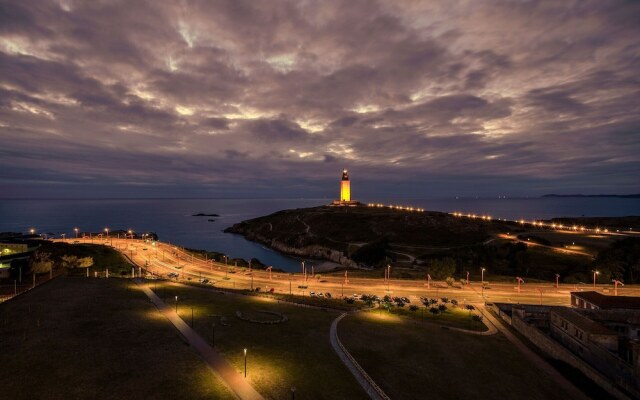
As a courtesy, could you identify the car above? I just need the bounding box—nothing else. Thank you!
[325,293,332,298]
[317,292,324,298]
[352,294,360,299]
[310,292,316,297]
[269,288,275,293]
[199,278,209,284]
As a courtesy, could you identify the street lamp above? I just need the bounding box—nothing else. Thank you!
[104,227,109,238]
[481,267,486,284]
[555,274,560,289]
[244,348,247,377]
[29,228,35,235]
[175,295,178,313]
[74,227,79,238]
[593,270,599,288]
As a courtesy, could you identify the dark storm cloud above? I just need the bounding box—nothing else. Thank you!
[1,0,639,198]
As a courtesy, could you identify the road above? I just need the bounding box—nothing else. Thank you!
[58,237,640,307]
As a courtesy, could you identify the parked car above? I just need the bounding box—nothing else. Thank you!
[317,292,324,298]
[310,292,316,297]
[325,293,332,299]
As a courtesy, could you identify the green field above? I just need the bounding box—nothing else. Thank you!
[151,281,368,399]
[0,277,235,400]
[339,311,578,400]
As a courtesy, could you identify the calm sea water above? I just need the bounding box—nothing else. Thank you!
[1,197,638,271]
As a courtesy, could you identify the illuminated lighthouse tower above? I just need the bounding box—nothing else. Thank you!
[340,169,351,202]
[332,169,358,206]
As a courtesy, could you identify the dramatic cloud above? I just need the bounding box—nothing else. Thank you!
[1,0,639,198]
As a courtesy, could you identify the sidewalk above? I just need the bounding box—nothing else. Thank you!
[136,281,263,400]
[330,313,390,400]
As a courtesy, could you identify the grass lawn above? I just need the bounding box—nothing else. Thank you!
[151,281,368,400]
[338,311,577,400]
[0,277,235,400]
[378,305,487,331]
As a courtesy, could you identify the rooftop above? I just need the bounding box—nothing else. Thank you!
[573,291,640,310]
[552,308,616,335]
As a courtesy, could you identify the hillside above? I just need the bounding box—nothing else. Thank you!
[224,205,521,269]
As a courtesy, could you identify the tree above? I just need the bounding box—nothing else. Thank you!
[409,305,419,312]
[438,304,447,312]
[428,258,456,280]
[30,252,53,273]
[429,307,439,315]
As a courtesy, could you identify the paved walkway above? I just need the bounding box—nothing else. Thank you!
[136,281,263,400]
[481,307,589,400]
[330,313,390,400]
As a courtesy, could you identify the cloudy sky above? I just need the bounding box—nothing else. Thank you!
[1,0,639,199]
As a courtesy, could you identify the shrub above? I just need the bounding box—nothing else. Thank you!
[409,305,419,312]
[445,277,455,286]
[429,307,439,315]
[438,304,447,312]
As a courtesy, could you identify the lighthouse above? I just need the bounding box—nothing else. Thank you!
[340,169,351,202]
[331,169,358,206]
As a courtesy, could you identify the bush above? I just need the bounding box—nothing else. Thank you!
[445,277,455,286]
[451,299,458,306]
[409,305,419,312]
[472,315,483,322]
[438,304,447,312]
[441,297,449,303]
[429,307,439,315]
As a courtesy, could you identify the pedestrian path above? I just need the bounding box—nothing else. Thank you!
[136,281,263,400]
[330,313,391,400]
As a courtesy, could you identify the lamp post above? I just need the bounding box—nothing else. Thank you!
[466,271,469,285]
[481,267,486,284]
[593,270,599,288]
[516,277,524,293]
[613,279,624,296]
[555,274,560,289]
[427,274,431,290]
[291,387,296,400]
[74,227,79,238]
[175,295,178,313]
[105,227,109,238]
[244,348,247,377]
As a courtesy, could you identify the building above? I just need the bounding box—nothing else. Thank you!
[492,302,640,399]
[572,291,640,311]
[331,169,359,206]
[550,308,618,353]
[1,242,29,256]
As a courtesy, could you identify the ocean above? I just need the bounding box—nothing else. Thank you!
[1,197,638,271]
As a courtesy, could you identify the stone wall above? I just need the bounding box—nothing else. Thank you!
[512,315,635,400]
